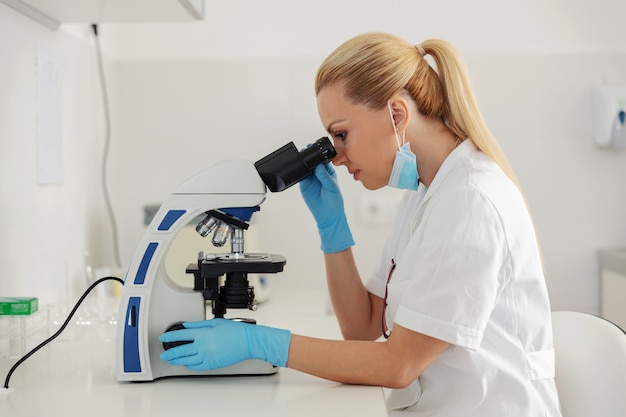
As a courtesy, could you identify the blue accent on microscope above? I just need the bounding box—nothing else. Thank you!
[134,242,158,285]
[221,207,259,222]
[158,210,186,231]
[123,297,142,373]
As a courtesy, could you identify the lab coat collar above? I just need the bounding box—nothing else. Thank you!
[409,139,475,233]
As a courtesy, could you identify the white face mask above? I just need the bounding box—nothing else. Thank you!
[387,101,419,190]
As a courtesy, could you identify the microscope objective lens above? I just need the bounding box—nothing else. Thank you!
[196,216,218,237]
[231,228,245,254]
[212,222,231,247]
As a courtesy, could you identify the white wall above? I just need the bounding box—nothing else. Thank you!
[0,7,117,304]
[103,0,626,58]
[1,0,625,314]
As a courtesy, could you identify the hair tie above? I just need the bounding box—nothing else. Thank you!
[415,44,426,58]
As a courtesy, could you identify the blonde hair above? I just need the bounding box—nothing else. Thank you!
[315,32,520,189]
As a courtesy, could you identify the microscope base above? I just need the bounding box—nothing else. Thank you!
[118,359,278,382]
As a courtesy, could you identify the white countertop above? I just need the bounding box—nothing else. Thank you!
[0,288,387,417]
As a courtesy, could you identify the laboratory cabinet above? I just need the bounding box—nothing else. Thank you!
[0,0,204,30]
[599,248,626,331]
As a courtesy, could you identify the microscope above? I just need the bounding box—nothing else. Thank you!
[116,138,335,382]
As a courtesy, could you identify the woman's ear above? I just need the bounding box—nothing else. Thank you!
[389,97,410,131]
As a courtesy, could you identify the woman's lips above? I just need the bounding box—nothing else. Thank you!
[350,169,360,181]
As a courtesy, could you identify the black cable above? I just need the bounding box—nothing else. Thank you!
[3,276,124,389]
[92,23,123,270]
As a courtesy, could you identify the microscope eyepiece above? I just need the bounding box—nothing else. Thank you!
[254,136,336,192]
[299,136,336,170]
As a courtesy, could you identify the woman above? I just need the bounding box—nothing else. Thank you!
[160,32,562,416]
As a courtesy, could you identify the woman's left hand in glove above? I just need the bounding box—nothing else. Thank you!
[159,318,291,371]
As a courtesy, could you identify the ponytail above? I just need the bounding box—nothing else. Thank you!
[420,39,521,189]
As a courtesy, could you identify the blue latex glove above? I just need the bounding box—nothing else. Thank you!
[299,163,354,253]
[159,319,291,371]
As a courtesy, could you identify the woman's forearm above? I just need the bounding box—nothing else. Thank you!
[286,325,450,389]
[323,249,383,340]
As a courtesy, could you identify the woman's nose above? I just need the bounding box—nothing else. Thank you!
[331,146,347,166]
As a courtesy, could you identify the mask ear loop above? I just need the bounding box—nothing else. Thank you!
[387,100,403,150]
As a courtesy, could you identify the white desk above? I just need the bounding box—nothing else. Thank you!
[0,289,387,417]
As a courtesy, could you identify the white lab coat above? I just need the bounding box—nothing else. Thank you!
[366,140,562,416]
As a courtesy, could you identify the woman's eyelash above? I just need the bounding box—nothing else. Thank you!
[333,131,346,140]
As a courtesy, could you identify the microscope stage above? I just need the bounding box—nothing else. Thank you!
[186,253,286,276]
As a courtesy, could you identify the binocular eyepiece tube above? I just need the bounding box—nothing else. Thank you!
[254,136,336,193]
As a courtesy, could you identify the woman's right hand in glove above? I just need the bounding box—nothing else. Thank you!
[298,163,354,253]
